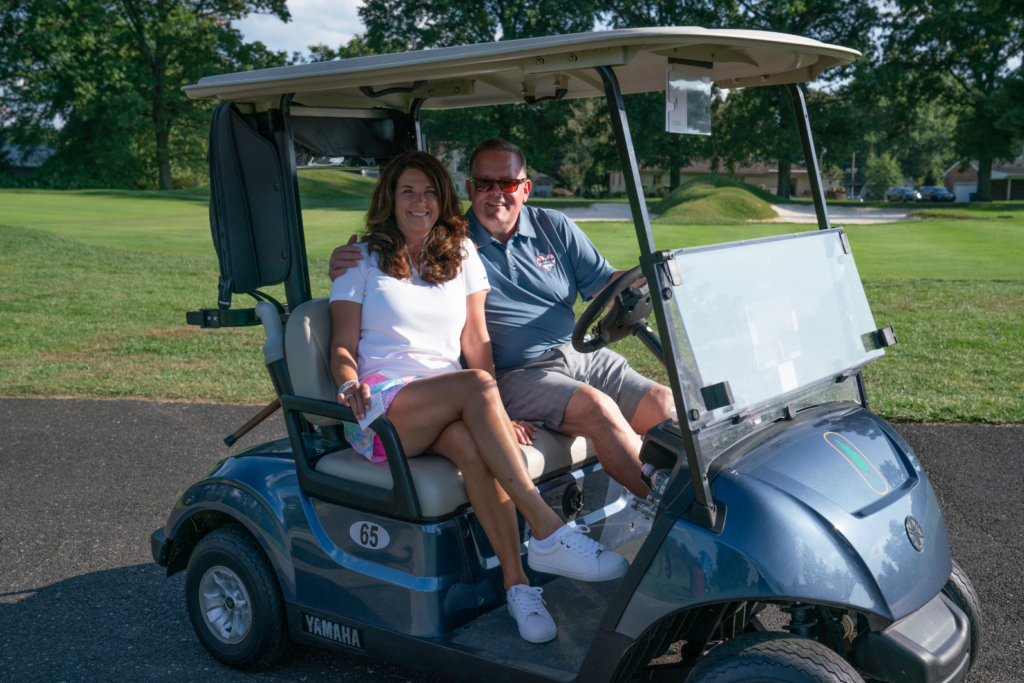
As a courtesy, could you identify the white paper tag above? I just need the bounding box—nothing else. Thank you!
[778,361,799,393]
[666,67,712,136]
[357,391,385,431]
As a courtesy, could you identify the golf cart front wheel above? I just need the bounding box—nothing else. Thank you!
[185,523,291,669]
[942,559,983,674]
[684,632,864,683]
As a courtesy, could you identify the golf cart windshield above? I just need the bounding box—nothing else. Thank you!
[668,229,883,425]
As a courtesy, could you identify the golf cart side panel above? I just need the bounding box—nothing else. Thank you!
[286,496,481,637]
[615,407,951,638]
[166,448,488,637]
[164,453,301,598]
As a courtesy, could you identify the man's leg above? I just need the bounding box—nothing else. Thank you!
[557,386,649,498]
[630,383,675,435]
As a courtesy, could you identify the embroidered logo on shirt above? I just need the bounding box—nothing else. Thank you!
[535,253,556,272]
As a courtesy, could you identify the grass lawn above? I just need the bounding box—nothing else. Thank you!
[1,183,1022,423]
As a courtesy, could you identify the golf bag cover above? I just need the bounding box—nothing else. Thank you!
[207,103,292,310]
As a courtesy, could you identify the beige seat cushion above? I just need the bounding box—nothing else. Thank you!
[315,428,595,518]
[285,297,341,426]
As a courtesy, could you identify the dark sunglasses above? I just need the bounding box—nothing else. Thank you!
[470,177,528,193]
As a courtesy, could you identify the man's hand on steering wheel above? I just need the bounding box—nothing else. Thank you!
[572,264,654,354]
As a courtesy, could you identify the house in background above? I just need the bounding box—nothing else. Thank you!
[608,160,839,198]
[530,172,555,197]
[1,142,54,179]
[943,157,1024,202]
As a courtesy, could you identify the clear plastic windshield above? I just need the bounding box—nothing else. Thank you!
[670,230,883,423]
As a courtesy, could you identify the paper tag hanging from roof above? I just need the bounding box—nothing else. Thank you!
[665,66,712,136]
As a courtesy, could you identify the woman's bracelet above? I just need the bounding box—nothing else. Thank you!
[338,380,358,397]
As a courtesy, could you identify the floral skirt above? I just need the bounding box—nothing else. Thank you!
[343,373,422,462]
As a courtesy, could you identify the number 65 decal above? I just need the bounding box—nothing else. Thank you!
[349,521,390,549]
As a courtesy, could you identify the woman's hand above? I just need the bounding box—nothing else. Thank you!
[339,382,373,421]
[512,419,538,446]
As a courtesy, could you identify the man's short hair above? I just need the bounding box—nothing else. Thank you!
[468,138,527,177]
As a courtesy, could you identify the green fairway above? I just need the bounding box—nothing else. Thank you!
[0,169,376,258]
[585,219,1024,279]
[1,183,1022,422]
[4,182,1022,280]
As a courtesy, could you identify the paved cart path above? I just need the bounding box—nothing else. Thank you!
[1,398,1021,682]
[769,203,918,224]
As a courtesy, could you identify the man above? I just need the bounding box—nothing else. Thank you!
[329,138,674,498]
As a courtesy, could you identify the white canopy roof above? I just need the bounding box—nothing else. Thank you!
[184,27,860,112]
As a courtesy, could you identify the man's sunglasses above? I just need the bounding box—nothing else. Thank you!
[470,177,528,193]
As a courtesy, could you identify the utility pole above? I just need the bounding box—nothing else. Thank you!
[849,152,857,197]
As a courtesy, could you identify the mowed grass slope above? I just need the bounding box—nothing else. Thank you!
[651,175,782,224]
[0,168,377,257]
[1,181,1022,422]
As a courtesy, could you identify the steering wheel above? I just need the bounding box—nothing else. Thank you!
[572,264,654,354]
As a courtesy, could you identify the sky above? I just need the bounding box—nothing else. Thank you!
[236,0,365,56]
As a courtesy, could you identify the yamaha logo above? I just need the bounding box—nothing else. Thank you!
[905,516,925,552]
[302,613,364,649]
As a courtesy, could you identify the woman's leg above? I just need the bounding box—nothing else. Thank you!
[384,369,562,541]
[432,421,527,591]
[387,370,630,584]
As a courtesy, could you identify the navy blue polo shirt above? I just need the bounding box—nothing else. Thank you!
[467,205,617,370]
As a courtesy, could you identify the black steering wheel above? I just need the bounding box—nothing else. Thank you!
[572,264,654,354]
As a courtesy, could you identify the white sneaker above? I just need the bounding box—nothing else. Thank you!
[527,525,630,582]
[506,585,556,643]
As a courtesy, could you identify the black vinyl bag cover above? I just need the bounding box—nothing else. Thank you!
[288,115,402,159]
[208,103,292,309]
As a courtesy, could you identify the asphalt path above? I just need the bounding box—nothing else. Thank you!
[1,398,1021,682]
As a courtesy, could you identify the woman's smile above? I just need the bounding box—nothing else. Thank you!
[395,168,440,241]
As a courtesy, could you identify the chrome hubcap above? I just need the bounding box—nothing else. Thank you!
[199,566,252,644]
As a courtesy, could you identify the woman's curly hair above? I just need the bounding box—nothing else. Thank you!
[364,151,468,285]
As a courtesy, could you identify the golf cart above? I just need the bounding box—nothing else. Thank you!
[152,27,982,682]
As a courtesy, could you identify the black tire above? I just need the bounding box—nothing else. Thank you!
[942,559,984,674]
[684,632,864,683]
[185,523,291,669]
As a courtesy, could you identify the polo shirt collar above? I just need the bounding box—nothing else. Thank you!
[466,206,535,248]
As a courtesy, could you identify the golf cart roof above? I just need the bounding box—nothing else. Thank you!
[184,27,860,111]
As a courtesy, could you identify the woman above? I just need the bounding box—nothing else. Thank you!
[329,151,627,644]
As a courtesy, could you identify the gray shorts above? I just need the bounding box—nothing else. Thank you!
[495,342,656,431]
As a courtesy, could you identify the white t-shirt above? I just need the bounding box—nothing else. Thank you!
[329,237,490,381]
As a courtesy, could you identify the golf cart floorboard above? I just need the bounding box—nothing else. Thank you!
[448,535,647,676]
[451,575,621,675]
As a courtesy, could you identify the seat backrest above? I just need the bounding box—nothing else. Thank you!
[284,297,340,426]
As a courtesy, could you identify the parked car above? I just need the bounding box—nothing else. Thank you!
[919,185,955,202]
[887,187,921,202]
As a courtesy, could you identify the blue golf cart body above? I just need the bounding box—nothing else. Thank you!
[151,27,977,683]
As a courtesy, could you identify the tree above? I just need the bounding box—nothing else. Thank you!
[357,0,603,186]
[358,0,602,51]
[862,151,904,198]
[604,0,879,197]
[886,0,1023,200]
[0,0,290,190]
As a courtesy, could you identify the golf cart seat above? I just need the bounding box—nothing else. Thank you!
[284,297,595,518]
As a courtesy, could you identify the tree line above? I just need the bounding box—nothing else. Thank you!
[1,0,1021,200]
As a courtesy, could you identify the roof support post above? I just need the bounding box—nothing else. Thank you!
[595,65,716,525]
[786,83,832,231]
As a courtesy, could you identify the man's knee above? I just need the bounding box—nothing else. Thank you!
[563,386,626,431]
